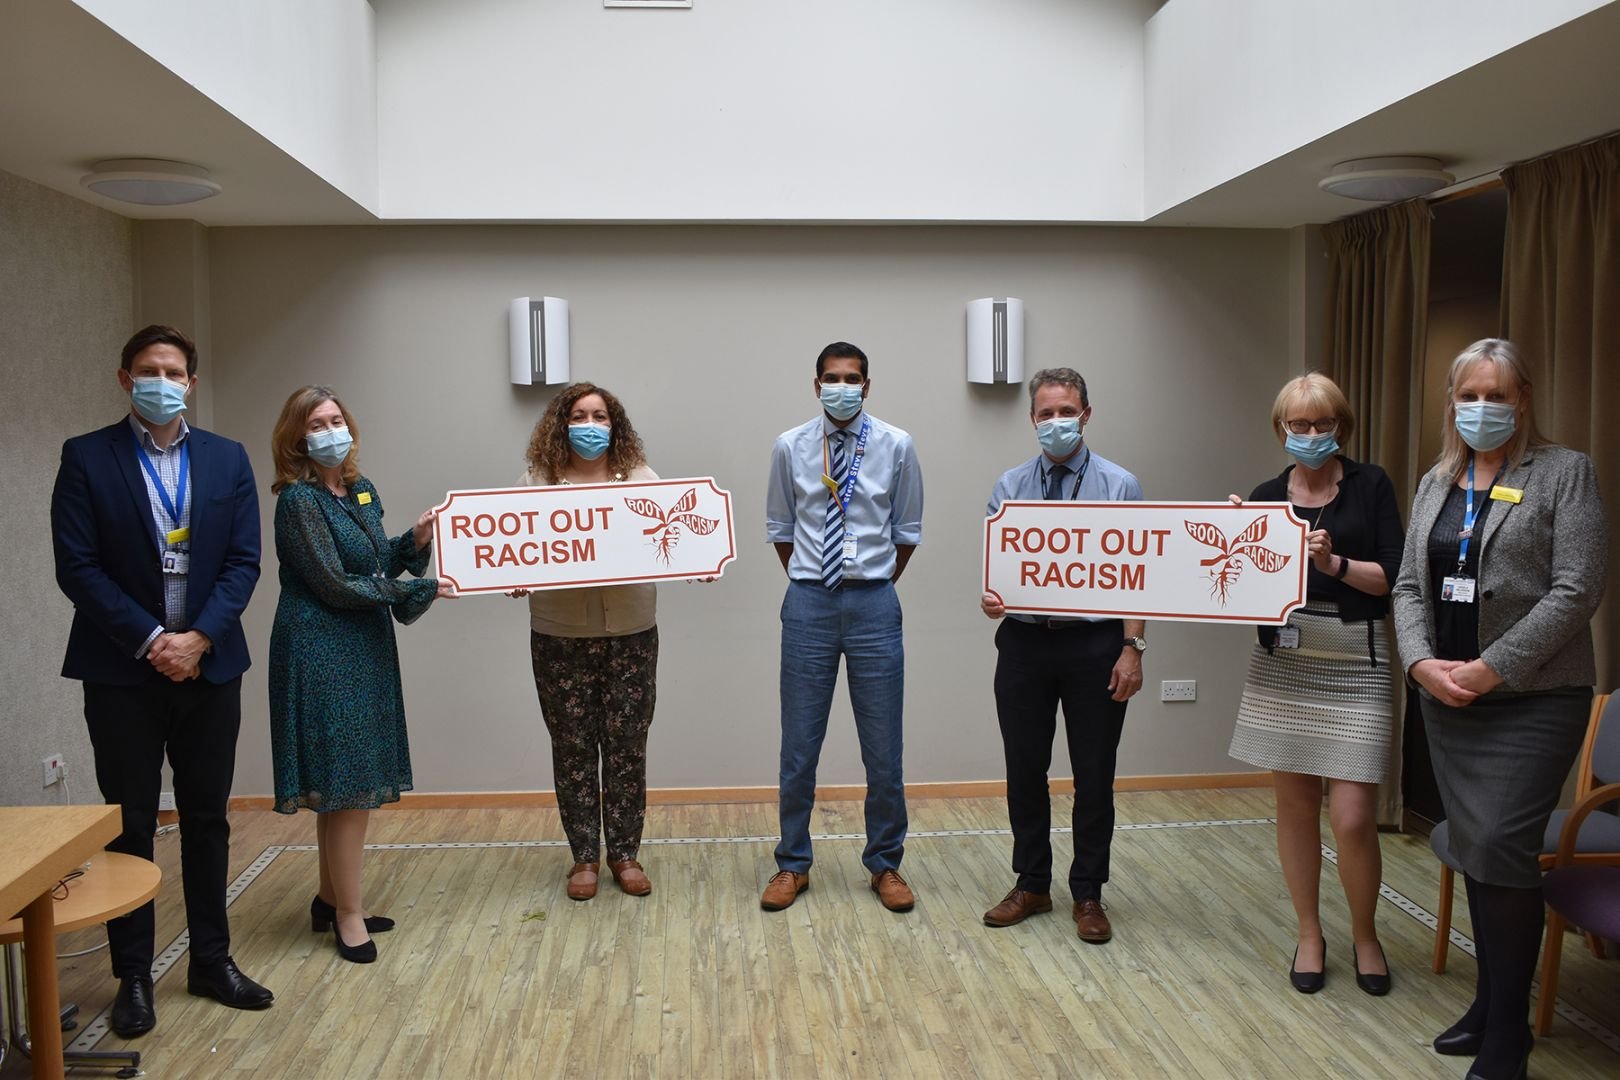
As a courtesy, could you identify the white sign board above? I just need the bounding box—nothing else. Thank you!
[983,501,1307,625]
[433,478,736,594]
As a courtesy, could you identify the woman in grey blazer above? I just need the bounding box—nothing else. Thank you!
[1393,338,1607,1080]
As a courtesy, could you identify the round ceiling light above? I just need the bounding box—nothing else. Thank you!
[80,159,222,206]
[1318,156,1454,202]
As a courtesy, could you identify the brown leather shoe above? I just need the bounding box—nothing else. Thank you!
[760,870,810,911]
[1073,898,1112,943]
[870,869,915,912]
[608,859,652,897]
[983,887,1053,927]
[566,862,599,901]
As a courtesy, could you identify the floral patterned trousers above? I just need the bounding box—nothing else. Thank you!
[530,627,658,865]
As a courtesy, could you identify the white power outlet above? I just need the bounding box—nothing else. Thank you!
[1160,679,1197,702]
[159,791,177,812]
[42,753,66,787]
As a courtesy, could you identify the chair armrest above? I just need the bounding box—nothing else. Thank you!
[1553,782,1620,866]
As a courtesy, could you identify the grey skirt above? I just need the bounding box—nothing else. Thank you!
[1422,686,1591,888]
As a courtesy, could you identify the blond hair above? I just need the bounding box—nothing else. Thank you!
[270,385,361,494]
[1435,339,1546,480]
[1270,373,1355,447]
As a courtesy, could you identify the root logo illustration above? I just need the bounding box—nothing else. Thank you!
[623,487,721,565]
[1184,515,1292,605]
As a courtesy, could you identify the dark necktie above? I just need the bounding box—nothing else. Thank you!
[822,432,848,589]
[1045,463,1069,501]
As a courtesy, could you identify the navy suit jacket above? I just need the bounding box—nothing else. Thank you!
[52,419,261,686]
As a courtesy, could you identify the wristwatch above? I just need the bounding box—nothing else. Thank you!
[1124,636,1148,653]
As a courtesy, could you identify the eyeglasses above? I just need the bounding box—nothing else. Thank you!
[1281,418,1339,436]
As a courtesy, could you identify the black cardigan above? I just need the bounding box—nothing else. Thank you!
[1249,456,1405,643]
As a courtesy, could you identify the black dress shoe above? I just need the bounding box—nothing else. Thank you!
[310,894,395,934]
[109,974,156,1038]
[1289,937,1326,994]
[1433,1027,1484,1056]
[332,923,378,964]
[187,958,274,1009]
[1352,941,1392,996]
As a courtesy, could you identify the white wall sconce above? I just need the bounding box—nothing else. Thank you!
[1318,157,1454,202]
[510,297,571,386]
[966,297,1024,385]
[80,159,222,205]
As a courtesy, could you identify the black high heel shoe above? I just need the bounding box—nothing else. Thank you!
[332,922,378,964]
[1352,941,1392,996]
[311,895,395,934]
[1433,1022,1484,1056]
[1289,936,1326,994]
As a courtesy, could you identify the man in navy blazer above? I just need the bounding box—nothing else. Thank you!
[51,325,273,1038]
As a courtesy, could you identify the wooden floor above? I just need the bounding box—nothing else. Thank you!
[7,790,1618,1078]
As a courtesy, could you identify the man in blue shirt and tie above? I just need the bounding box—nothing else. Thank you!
[979,367,1147,943]
[761,342,924,913]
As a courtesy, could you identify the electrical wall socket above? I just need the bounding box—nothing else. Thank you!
[159,791,177,812]
[1160,680,1197,702]
[42,752,66,787]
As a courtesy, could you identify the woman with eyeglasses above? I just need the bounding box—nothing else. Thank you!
[1393,339,1606,1080]
[1228,373,1405,997]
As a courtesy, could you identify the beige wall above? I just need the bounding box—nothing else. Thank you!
[207,224,1295,797]
[0,169,133,806]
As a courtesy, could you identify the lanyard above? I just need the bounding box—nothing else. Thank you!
[1457,454,1501,574]
[133,432,189,531]
[328,486,387,577]
[822,416,871,516]
[1039,448,1091,500]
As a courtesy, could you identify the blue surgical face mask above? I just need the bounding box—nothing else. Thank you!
[819,382,865,422]
[1284,428,1339,470]
[568,423,611,460]
[130,376,189,425]
[305,427,353,468]
[1036,416,1083,459]
[1454,401,1517,452]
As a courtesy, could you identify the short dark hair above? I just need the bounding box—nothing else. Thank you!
[121,325,198,375]
[815,341,869,380]
[1028,367,1088,411]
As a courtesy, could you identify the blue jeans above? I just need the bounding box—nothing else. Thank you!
[776,579,907,874]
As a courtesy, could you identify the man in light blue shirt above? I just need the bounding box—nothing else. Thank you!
[760,342,924,913]
[978,367,1146,944]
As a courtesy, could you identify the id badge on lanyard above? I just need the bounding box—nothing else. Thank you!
[1444,455,1494,605]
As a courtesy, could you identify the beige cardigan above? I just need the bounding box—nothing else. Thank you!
[520,463,658,638]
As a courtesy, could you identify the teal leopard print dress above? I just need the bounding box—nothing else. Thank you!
[269,478,437,813]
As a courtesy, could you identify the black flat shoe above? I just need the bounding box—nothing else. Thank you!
[310,894,395,934]
[1433,1027,1484,1056]
[109,974,156,1038]
[187,957,274,1009]
[1289,937,1326,994]
[333,923,378,964]
[1352,941,1392,996]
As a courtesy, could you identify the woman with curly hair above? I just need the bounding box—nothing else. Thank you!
[517,383,660,901]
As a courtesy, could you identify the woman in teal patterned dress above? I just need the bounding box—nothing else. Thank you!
[268,385,453,963]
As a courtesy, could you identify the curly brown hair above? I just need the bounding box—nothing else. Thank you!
[524,382,646,483]
[270,385,361,494]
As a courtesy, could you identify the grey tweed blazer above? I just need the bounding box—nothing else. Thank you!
[1392,444,1608,692]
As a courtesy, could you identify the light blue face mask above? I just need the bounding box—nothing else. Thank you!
[305,427,354,467]
[131,376,189,425]
[819,382,866,422]
[568,423,611,460]
[1284,429,1339,469]
[1454,401,1517,452]
[1036,416,1083,459]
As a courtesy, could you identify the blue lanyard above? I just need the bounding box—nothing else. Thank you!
[825,416,871,516]
[133,432,189,531]
[1040,447,1091,500]
[1457,454,1499,573]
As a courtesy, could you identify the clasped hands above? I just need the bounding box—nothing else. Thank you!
[149,629,209,681]
[1412,657,1502,707]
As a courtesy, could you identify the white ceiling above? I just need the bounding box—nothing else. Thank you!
[0,0,372,225]
[1150,1,1620,227]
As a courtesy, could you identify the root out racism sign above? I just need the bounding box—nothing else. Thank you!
[983,502,1308,625]
[432,478,736,594]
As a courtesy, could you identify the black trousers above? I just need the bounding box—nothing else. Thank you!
[993,618,1128,899]
[84,677,242,977]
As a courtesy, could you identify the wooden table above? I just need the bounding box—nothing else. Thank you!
[0,805,121,1080]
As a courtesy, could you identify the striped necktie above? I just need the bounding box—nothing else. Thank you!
[822,431,848,589]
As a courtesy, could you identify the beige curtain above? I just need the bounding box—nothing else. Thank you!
[1323,199,1433,827]
[1501,132,1620,693]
